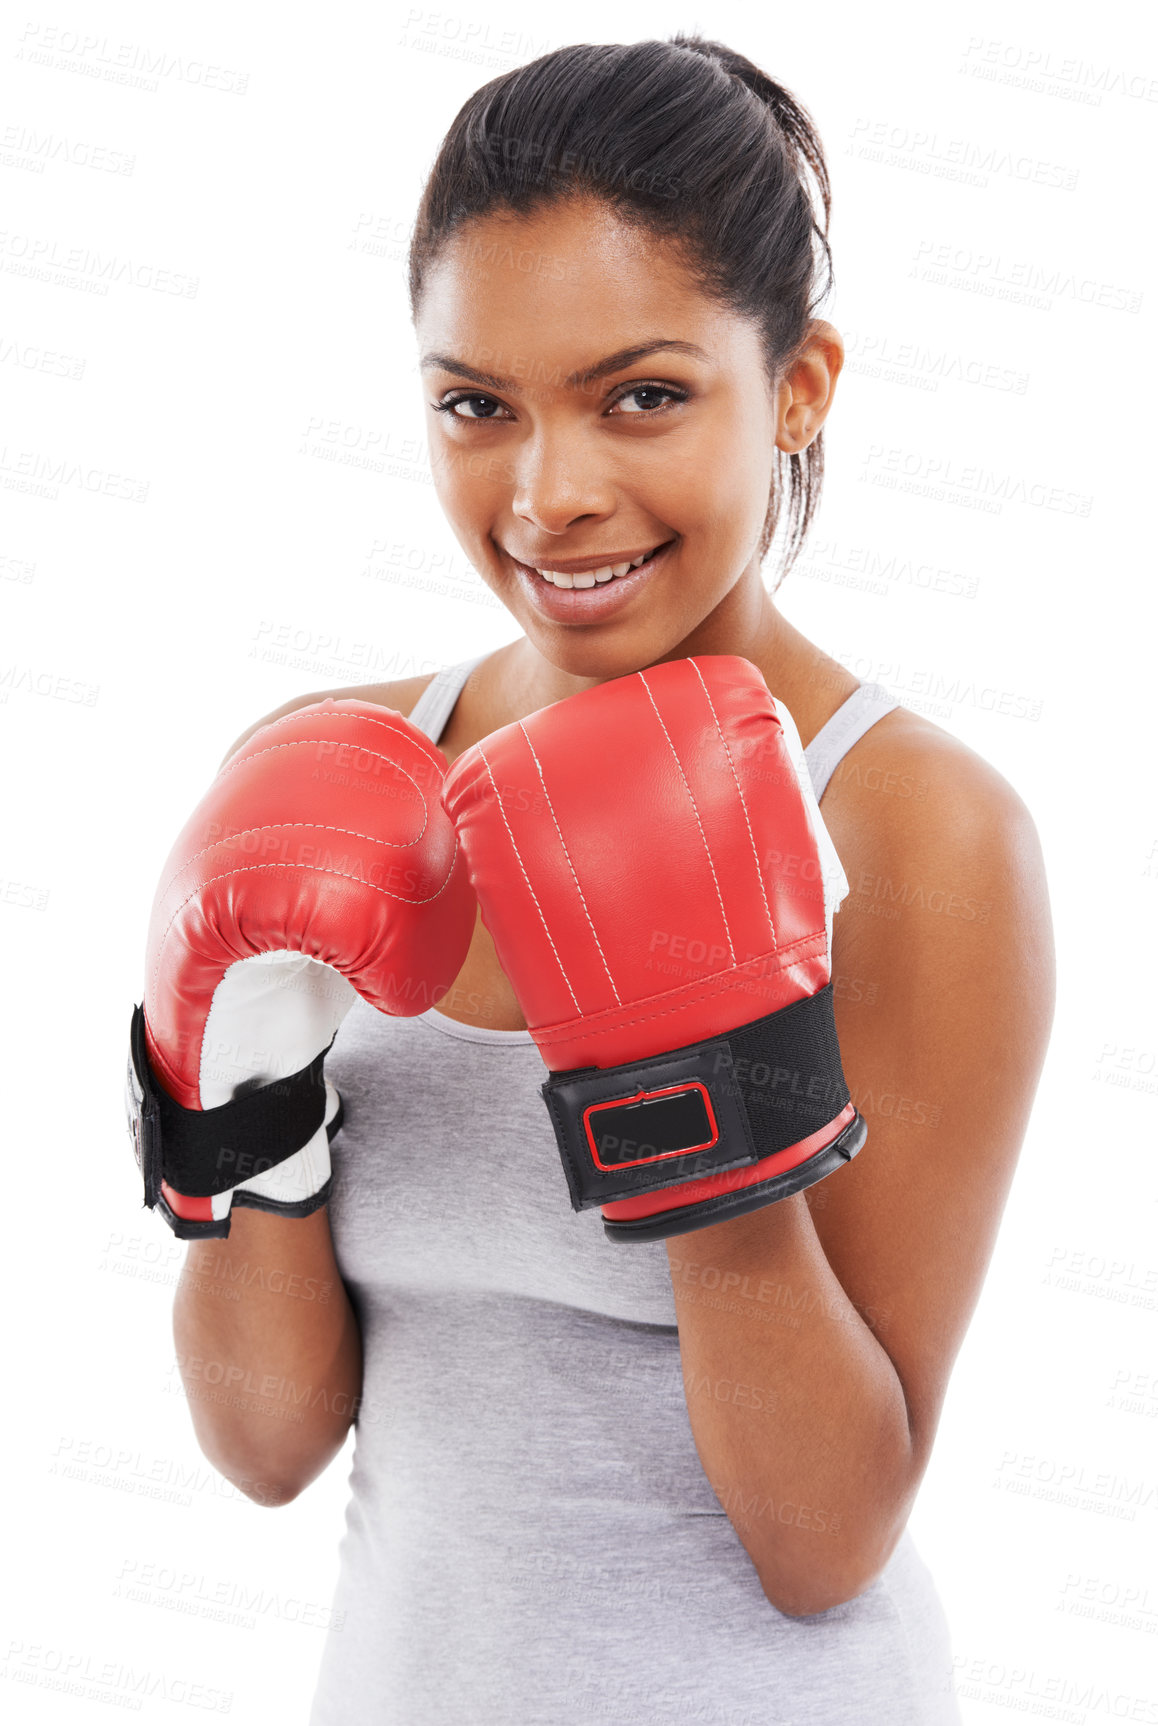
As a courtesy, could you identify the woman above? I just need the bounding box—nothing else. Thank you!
[167,34,1055,1723]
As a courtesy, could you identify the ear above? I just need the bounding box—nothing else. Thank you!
[774,320,845,454]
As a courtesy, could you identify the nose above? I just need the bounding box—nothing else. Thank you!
[510,425,617,538]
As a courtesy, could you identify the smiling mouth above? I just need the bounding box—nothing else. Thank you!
[515,542,672,589]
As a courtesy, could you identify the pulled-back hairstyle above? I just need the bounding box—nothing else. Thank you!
[408,33,834,583]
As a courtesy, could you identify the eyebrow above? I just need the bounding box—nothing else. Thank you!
[419,339,711,393]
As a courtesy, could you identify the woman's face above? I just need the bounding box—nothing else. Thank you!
[415,195,812,680]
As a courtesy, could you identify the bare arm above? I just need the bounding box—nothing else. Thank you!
[172,1205,363,1505]
[167,667,448,1500]
[165,683,419,1504]
[668,726,1056,1615]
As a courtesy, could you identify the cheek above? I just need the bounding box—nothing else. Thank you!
[674,450,772,567]
[429,435,514,525]
[663,397,774,529]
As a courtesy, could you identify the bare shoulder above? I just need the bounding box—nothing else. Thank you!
[217,672,439,769]
[820,704,1043,907]
[822,701,1054,1047]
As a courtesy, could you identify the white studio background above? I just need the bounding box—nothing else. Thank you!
[2,1,1155,1721]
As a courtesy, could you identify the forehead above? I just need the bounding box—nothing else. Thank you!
[417,197,753,369]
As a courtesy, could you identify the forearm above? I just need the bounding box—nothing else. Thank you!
[172,1205,363,1505]
[667,1191,914,1615]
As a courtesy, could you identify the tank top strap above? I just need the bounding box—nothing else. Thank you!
[406,653,489,743]
[804,681,902,802]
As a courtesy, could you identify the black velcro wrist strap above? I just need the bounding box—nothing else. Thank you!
[540,983,850,1212]
[127,1002,332,1201]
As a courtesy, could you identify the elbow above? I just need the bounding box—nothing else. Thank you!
[185,1411,354,1509]
[761,1567,880,1619]
[236,1474,307,1509]
[224,1446,348,1506]
[755,1527,904,1619]
[757,1527,913,1617]
[199,1442,324,1509]
[757,1438,922,1617]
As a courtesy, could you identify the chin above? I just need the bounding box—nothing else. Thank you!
[533,631,691,685]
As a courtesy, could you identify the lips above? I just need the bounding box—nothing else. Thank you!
[509,539,675,624]
[532,547,661,589]
[512,541,672,583]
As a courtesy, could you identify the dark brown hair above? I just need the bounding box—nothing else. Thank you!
[409,34,834,582]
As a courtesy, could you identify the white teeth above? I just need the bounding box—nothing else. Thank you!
[532,547,661,587]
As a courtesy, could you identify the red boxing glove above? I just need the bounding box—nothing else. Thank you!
[440,655,865,1242]
[126,699,475,1239]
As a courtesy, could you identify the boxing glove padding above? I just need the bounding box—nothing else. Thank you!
[128,697,475,1238]
[441,654,864,1242]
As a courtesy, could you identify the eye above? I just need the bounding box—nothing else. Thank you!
[432,393,510,421]
[431,381,688,422]
[610,384,686,416]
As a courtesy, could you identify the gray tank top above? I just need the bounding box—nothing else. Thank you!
[309,657,962,1726]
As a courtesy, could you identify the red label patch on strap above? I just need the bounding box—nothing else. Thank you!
[582,1081,719,1171]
